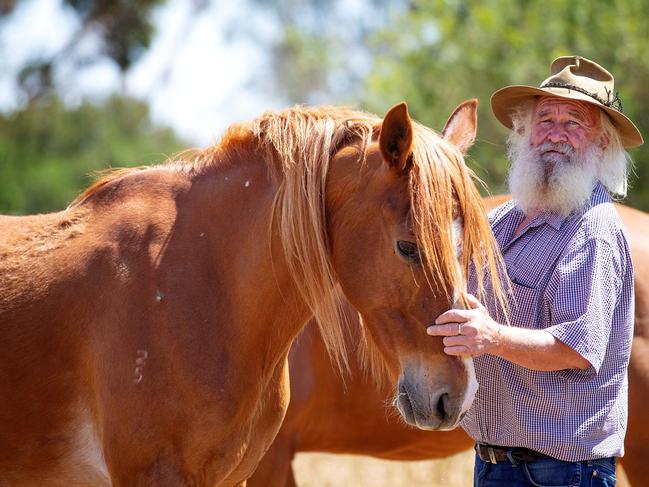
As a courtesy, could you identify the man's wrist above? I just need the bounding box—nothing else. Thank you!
[492,323,505,355]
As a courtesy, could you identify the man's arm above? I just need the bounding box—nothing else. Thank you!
[427,294,591,371]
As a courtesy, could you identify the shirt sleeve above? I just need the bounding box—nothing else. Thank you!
[544,237,623,381]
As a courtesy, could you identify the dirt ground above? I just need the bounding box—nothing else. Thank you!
[292,449,631,486]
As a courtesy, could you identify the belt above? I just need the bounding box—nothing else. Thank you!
[476,443,550,464]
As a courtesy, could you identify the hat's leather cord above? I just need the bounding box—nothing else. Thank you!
[540,81,623,112]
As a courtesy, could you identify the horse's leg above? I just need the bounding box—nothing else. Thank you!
[618,451,640,487]
[621,322,648,487]
[247,435,295,487]
[285,464,297,487]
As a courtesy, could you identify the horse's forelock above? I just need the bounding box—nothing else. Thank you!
[409,124,509,319]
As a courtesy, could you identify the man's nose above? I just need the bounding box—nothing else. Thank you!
[546,124,568,143]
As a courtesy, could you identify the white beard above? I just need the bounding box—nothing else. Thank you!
[507,137,601,217]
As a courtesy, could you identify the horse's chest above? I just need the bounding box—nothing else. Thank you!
[220,363,291,484]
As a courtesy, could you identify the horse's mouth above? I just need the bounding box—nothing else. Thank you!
[395,391,416,425]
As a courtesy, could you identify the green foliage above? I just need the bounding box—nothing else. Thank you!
[1,0,165,101]
[0,96,187,215]
[362,0,649,209]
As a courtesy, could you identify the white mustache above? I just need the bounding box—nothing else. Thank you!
[536,141,574,157]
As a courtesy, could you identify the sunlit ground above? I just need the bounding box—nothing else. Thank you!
[292,449,631,487]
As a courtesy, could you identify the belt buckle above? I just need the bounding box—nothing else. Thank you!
[487,446,498,464]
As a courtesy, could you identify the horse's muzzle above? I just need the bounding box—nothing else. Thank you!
[395,377,462,430]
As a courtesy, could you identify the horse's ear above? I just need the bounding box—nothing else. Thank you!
[442,99,478,155]
[380,102,413,173]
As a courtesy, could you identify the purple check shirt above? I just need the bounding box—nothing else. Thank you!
[462,182,634,461]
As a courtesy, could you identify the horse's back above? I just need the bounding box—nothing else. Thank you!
[0,169,189,486]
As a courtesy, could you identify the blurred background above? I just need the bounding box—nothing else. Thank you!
[2,0,648,216]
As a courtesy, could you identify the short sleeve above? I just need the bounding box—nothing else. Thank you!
[544,238,623,381]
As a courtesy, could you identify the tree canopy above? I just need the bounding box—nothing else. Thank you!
[0,95,186,214]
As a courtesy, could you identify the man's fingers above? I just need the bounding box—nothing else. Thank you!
[442,336,465,347]
[435,309,468,325]
[443,345,471,357]
[427,324,459,336]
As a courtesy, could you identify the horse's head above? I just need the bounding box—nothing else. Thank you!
[323,100,505,430]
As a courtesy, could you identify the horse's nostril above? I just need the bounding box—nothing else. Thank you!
[436,392,449,420]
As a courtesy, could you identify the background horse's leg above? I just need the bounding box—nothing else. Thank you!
[621,336,648,487]
[247,435,295,487]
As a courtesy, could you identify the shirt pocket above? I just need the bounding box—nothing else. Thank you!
[508,280,539,329]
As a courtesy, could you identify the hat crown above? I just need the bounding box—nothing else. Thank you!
[540,56,615,106]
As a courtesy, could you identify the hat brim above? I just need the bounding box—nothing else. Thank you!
[491,85,643,148]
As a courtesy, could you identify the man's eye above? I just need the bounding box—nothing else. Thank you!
[396,240,421,263]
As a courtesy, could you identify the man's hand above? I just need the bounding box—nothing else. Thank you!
[427,294,504,357]
[428,295,591,371]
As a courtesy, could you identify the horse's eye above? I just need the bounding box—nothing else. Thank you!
[396,240,421,263]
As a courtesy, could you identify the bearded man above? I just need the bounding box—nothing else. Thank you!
[428,56,643,486]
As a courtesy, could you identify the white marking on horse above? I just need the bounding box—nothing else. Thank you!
[452,217,464,257]
[450,217,477,414]
[460,357,479,414]
[244,179,251,187]
[133,349,148,384]
[155,290,164,302]
[451,216,466,304]
[116,262,129,278]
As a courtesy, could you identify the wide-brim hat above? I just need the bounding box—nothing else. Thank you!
[491,56,643,148]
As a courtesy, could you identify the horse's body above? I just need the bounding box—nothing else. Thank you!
[249,197,649,487]
[0,102,504,486]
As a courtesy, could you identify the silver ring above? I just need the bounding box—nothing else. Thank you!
[458,323,463,335]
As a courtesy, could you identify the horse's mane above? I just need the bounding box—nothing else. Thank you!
[245,106,507,375]
[71,105,507,377]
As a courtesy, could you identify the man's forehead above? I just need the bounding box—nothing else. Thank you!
[534,97,600,120]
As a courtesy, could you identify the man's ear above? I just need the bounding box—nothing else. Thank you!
[598,131,610,151]
[379,102,413,173]
[442,99,478,154]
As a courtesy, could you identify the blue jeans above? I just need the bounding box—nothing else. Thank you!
[474,451,617,486]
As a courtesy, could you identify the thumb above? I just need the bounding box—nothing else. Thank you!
[465,293,483,310]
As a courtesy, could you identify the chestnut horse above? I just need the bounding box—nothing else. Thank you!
[249,197,649,487]
[0,101,506,486]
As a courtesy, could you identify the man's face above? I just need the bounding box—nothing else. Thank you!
[507,97,608,216]
[530,97,603,166]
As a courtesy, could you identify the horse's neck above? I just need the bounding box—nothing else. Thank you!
[186,162,315,365]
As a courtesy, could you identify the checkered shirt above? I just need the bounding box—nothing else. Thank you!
[461,182,634,461]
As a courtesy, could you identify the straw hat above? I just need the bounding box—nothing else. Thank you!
[491,56,643,148]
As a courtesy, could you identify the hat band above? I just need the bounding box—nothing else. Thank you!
[540,81,623,112]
